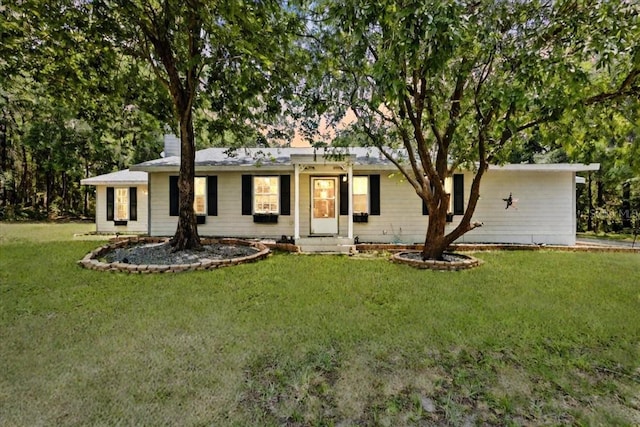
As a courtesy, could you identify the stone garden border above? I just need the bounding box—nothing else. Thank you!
[77,237,270,273]
[361,242,637,271]
[391,251,483,271]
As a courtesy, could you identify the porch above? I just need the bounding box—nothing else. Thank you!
[292,153,358,248]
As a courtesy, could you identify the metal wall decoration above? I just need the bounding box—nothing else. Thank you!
[503,193,518,210]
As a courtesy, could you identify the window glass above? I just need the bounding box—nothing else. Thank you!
[313,178,336,218]
[353,176,368,213]
[115,188,129,220]
[254,176,279,214]
[194,177,207,215]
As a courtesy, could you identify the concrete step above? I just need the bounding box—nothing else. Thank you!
[297,237,355,254]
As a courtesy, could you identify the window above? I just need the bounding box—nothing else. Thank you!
[352,176,369,214]
[253,176,279,214]
[242,175,290,219]
[107,187,137,222]
[169,176,217,217]
[194,177,206,215]
[339,174,380,217]
[115,188,129,220]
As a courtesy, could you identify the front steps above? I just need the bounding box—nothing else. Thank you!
[296,237,355,254]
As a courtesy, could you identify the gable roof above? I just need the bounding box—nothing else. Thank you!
[130,146,599,173]
[80,169,148,186]
[131,146,390,172]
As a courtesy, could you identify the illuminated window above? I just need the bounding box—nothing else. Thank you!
[194,177,206,215]
[352,176,369,213]
[115,188,129,220]
[254,176,279,214]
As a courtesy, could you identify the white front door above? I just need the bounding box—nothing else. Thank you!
[311,177,338,235]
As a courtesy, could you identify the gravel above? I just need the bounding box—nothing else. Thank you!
[103,242,259,265]
[398,251,470,262]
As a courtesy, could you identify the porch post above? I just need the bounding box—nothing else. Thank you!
[294,163,300,240]
[348,162,353,239]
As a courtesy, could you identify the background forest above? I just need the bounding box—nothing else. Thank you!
[1,1,638,235]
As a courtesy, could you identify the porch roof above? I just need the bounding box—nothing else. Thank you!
[80,169,148,186]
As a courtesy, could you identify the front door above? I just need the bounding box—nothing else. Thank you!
[311,177,338,235]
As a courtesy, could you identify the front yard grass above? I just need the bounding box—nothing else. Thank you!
[1,223,639,425]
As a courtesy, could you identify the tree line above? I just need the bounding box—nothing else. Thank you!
[1,0,638,258]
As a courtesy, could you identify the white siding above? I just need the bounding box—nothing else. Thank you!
[94,185,148,234]
[149,173,175,236]
[148,169,577,245]
[149,172,295,238]
[339,171,428,243]
[458,170,576,245]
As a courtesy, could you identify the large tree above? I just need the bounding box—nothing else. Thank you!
[89,0,300,250]
[306,0,639,260]
[1,1,168,218]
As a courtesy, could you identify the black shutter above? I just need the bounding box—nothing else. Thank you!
[453,174,464,215]
[241,175,252,215]
[169,176,179,216]
[339,175,348,215]
[369,174,380,215]
[129,187,137,221]
[422,199,429,215]
[106,187,114,221]
[280,175,290,215]
[207,176,218,216]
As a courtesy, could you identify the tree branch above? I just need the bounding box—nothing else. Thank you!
[584,68,640,105]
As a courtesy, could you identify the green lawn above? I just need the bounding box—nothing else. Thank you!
[1,223,639,426]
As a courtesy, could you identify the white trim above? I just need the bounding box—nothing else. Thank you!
[488,163,600,172]
[572,172,577,243]
[294,164,300,240]
[348,164,353,239]
[310,177,339,235]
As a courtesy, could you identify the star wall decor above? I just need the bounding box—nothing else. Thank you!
[503,193,518,210]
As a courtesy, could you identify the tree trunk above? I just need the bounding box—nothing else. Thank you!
[61,171,67,212]
[421,190,450,260]
[0,120,6,208]
[45,169,53,217]
[170,110,201,251]
[84,160,89,216]
[422,208,448,260]
[20,145,28,205]
[622,181,631,229]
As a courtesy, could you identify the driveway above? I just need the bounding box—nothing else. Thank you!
[576,236,638,248]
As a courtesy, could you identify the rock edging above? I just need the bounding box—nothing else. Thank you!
[77,237,270,273]
[391,251,483,271]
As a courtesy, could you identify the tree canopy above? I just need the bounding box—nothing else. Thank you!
[1,1,637,254]
[304,0,639,259]
[90,0,303,249]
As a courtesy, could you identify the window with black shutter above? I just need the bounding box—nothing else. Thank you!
[207,176,218,216]
[280,175,290,215]
[453,174,464,215]
[129,187,137,221]
[169,176,179,216]
[106,187,114,221]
